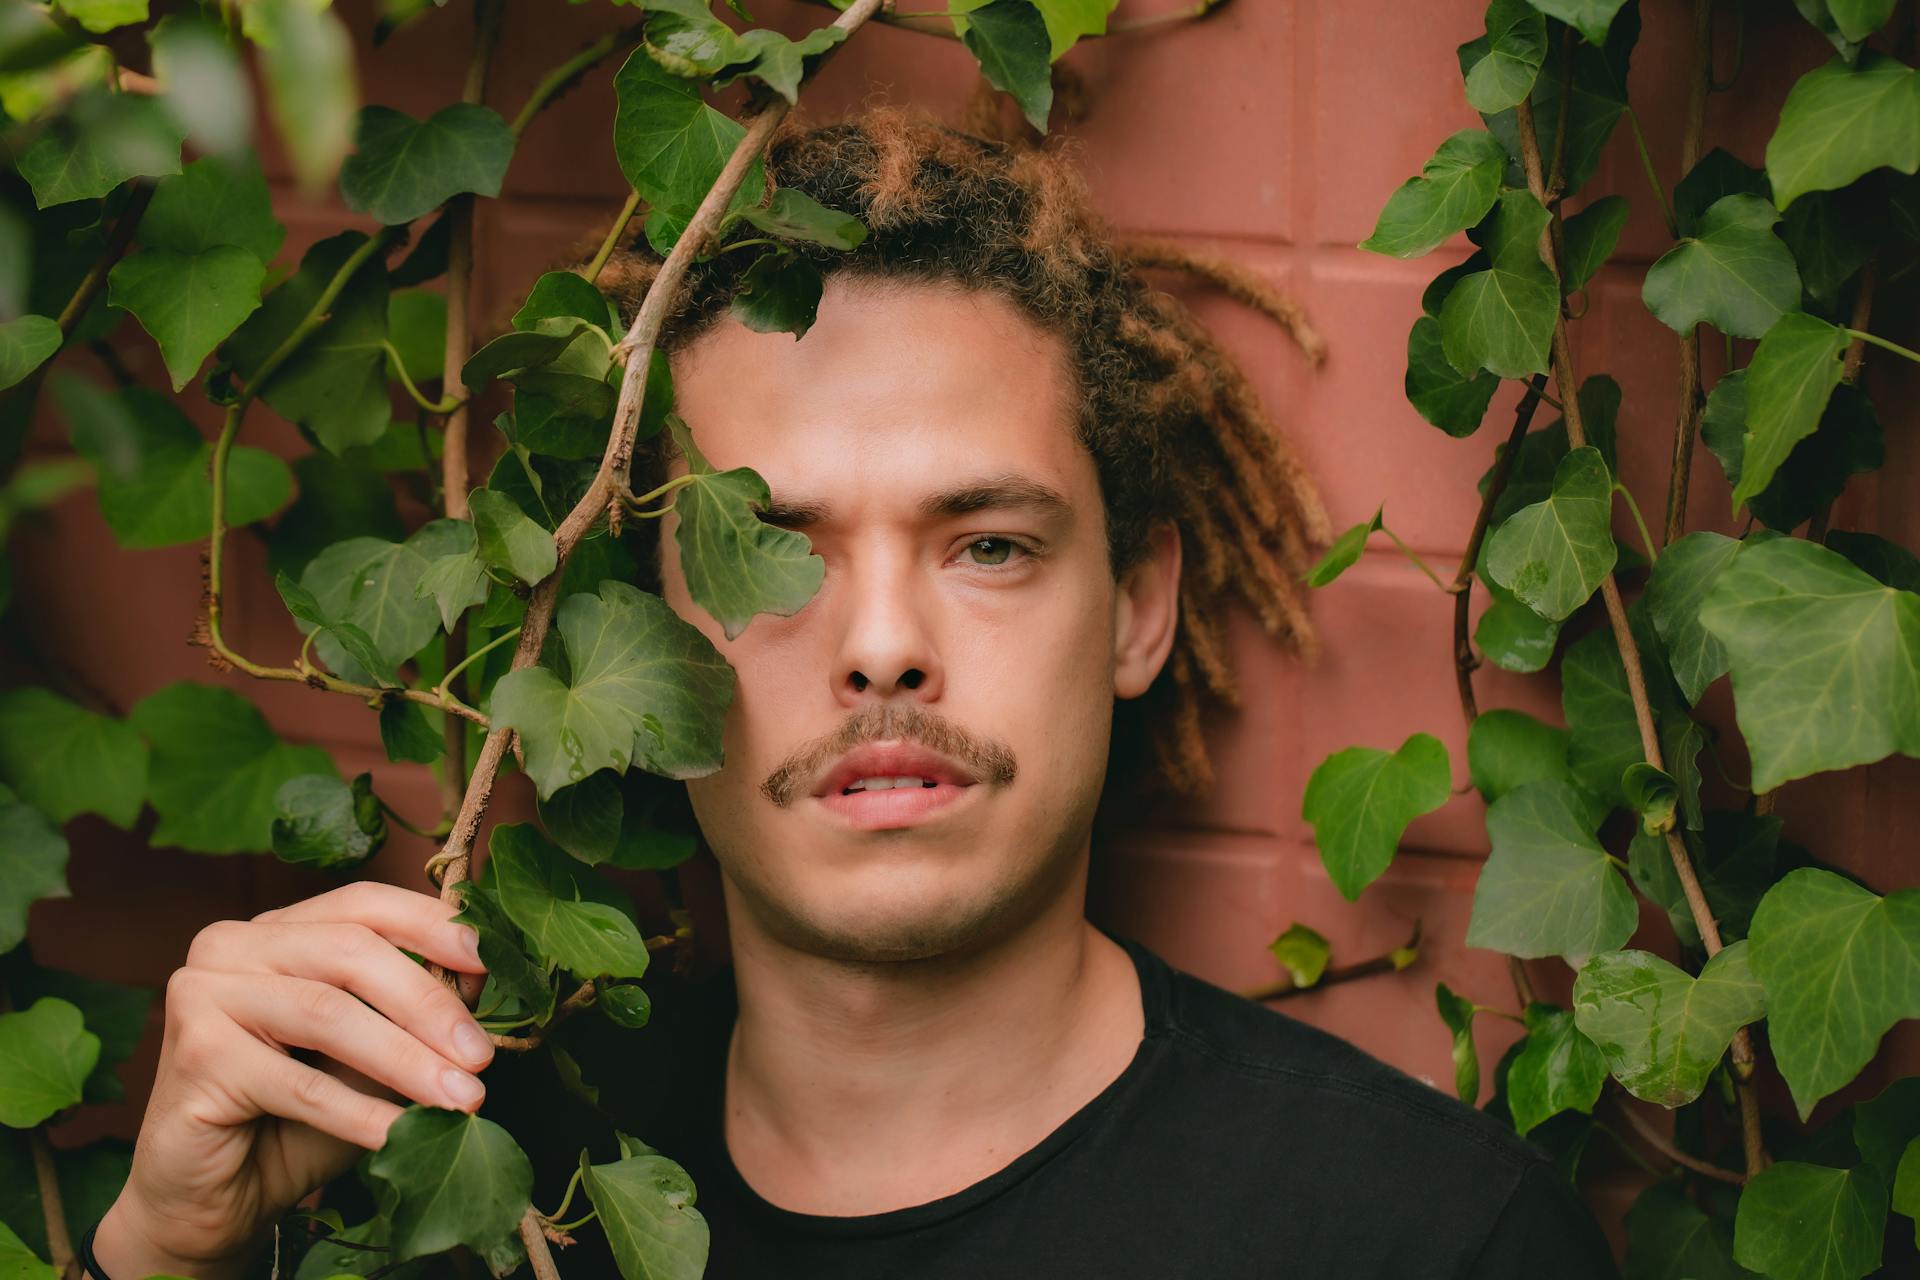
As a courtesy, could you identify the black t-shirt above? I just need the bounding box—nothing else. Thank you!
[649,926,1621,1279]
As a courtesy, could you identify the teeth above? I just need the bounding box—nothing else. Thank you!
[845,775,937,793]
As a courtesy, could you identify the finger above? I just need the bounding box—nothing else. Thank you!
[188,922,493,1074]
[228,1034,406,1151]
[209,972,487,1115]
[250,882,485,974]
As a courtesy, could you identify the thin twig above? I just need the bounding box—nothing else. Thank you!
[1662,0,1715,548]
[517,1210,562,1280]
[1616,1098,1746,1186]
[586,190,642,286]
[439,0,503,525]
[510,24,645,139]
[1241,921,1421,1002]
[490,981,596,1052]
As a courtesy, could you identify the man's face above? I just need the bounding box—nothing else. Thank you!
[658,277,1177,965]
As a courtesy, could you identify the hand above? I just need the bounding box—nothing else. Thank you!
[93,882,493,1279]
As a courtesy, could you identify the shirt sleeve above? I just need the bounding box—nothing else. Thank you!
[1460,1160,1621,1280]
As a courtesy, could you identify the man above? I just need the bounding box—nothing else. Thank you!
[93,109,1618,1278]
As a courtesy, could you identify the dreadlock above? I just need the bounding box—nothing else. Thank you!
[591,104,1330,801]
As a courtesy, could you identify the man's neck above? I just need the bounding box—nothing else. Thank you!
[719,882,1145,1217]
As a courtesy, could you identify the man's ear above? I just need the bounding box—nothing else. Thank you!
[1113,521,1182,700]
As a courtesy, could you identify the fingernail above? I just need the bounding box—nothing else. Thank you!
[450,924,483,967]
[443,1068,484,1108]
[453,1019,492,1067]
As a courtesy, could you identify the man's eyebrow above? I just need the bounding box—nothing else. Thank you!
[756,476,1073,528]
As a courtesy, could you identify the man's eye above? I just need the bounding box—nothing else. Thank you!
[963,537,1021,566]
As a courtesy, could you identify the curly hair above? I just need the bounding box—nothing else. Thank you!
[592,104,1329,800]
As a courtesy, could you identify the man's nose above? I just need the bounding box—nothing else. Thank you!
[830,554,944,706]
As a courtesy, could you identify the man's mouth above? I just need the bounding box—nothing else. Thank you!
[810,742,983,830]
[839,776,941,793]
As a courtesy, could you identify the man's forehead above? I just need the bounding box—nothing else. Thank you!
[754,473,1076,529]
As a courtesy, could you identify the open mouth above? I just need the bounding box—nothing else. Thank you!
[809,744,983,830]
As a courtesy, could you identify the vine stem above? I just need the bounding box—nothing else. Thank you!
[1843,326,1920,366]
[1381,526,1447,591]
[509,24,644,139]
[1613,483,1656,561]
[1513,92,1767,1173]
[586,190,641,285]
[518,1211,562,1280]
[439,0,503,526]
[424,0,892,906]
[1662,0,1714,548]
[1615,1097,1745,1186]
[489,980,596,1051]
[1240,920,1421,1002]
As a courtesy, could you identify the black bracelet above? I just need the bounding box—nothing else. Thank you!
[78,1220,114,1280]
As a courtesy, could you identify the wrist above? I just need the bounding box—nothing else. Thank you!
[93,1196,253,1280]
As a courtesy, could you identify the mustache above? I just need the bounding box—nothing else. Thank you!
[759,703,1018,807]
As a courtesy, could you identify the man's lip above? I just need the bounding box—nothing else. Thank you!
[811,741,980,798]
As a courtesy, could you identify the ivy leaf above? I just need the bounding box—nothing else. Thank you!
[1766,53,1920,212]
[1645,531,1742,704]
[733,188,867,251]
[58,379,291,548]
[470,488,556,587]
[52,0,147,34]
[599,984,653,1028]
[950,0,1115,61]
[1484,445,1616,622]
[1267,924,1330,989]
[1733,1161,1886,1280]
[1895,1141,1920,1250]
[109,245,264,391]
[277,570,397,686]
[1473,6,1636,193]
[962,0,1053,133]
[1300,733,1451,901]
[0,998,99,1128]
[268,451,405,579]
[452,883,554,1026]
[1560,194,1628,292]
[489,824,652,980]
[1748,867,1920,1118]
[1825,530,1920,593]
[224,232,392,454]
[1629,813,1782,950]
[613,50,764,222]
[580,1147,710,1280]
[1621,762,1678,835]
[1439,189,1557,379]
[1478,375,1619,523]
[248,0,357,192]
[270,773,385,871]
[16,90,182,208]
[669,417,825,639]
[512,271,620,333]
[1473,539,1563,673]
[129,682,336,855]
[1462,0,1547,113]
[1305,506,1381,587]
[140,154,284,266]
[2,964,152,1105]
[1623,1180,1756,1280]
[1435,983,1482,1103]
[1641,194,1800,339]
[729,251,824,339]
[462,320,600,390]
[0,317,61,392]
[340,104,512,226]
[1359,129,1508,259]
[714,26,848,103]
[490,581,733,798]
[1465,779,1636,967]
[1406,317,1498,437]
[378,700,443,766]
[0,1219,53,1280]
[1561,607,1705,830]
[1467,708,1577,807]
[1697,537,1920,793]
[1506,1003,1606,1136]
[506,371,619,460]
[1779,183,1884,305]
[0,789,68,953]
[1573,943,1766,1107]
[1675,148,1771,237]
[1526,0,1629,46]
[296,532,446,684]
[365,1107,533,1263]
[537,769,697,871]
[1704,374,1882,534]
[1827,0,1899,41]
[0,688,147,829]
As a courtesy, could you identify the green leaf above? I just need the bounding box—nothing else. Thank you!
[1472,7,1636,194]
[249,0,357,193]
[1825,530,1920,593]
[462,319,601,390]
[537,769,697,871]
[599,984,652,1028]
[379,699,443,765]
[451,883,554,1026]
[950,0,1115,61]
[580,1147,710,1280]
[669,417,825,639]
[2,964,152,1105]
[1641,194,1800,339]
[1827,0,1899,41]
[962,0,1053,133]
[639,0,751,78]
[1506,1002,1606,1136]
[470,488,556,587]
[149,15,253,159]
[1748,867,1920,1118]
[1733,1161,1885,1280]
[1406,315,1499,437]
[109,245,266,391]
[1305,506,1382,587]
[1467,708,1575,805]
[1473,539,1564,673]
[1779,183,1883,305]
[129,682,336,854]
[490,581,732,798]
[296,533,446,684]
[1624,1180,1756,1280]
[734,188,867,251]
[1894,1140,1920,1250]
[713,26,847,103]
[52,0,146,34]
[1697,537,1920,792]
[1645,531,1742,704]
[728,251,824,339]
[340,104,513,227]
[1439,189,1557,379]
[512,272,620,334]
[1846,1076,1920,1182]
[1465,779,1636,966]
[0,317,61,392]
[1478,375,1619,524]
[1766,53,1920,212]
[1526,0,1628,46]
[0,998,99,1128]
[506,371,619,459]
[1463,0,1547,113]
[1560,194,1628,292]
[0,791,67,953]
[488,824,652,980]
[268,451,405,579]
[1267,924,1330,989]
[1435,982,1482,1103]
[58,379,291,548]
[1360,129,1509,259]
[1484,445,1616,621]
[1676,148,1771,238]
[1621,762,1677,835]
[1704,375,1881,533]
[1628,814,1781,952]
[139,155,284,265]
[270,773,385,871]
[1300,732,1451,901]
[16,91,182,208]
[612,49,764,220]
[224,232,392,454]
[0,1219,54,1280]
[1572,942,1765,1107]
[1561,607,1705,830]
[0,688,147,829]
[364,1107,533,1263]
